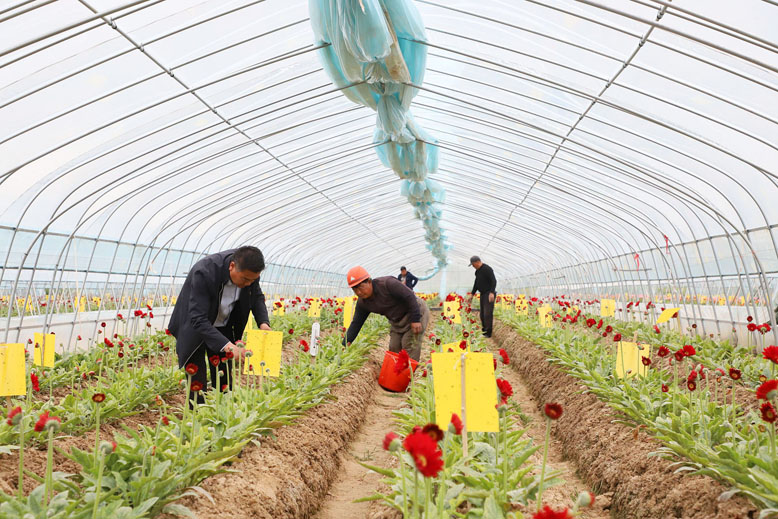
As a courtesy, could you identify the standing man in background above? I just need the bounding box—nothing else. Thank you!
[169,246,271,404]
[345,266,430,361]
[397,266,419,290]
[466,256,497,338]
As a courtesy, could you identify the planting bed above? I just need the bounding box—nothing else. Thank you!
[177,345,386,519]
[491,320,759,519]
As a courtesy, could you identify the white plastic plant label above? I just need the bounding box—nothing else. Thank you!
[310,322,320,357]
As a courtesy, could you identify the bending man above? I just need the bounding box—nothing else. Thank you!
[344,266,430,361]
[169,246,271,403]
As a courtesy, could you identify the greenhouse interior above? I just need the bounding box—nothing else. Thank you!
[1,0,778,517]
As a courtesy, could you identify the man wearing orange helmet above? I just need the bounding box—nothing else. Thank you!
[344,266,430,361]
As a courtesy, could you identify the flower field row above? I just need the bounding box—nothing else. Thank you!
[0,303,366,518]
[363,312,594,519]
[496,308,778,518]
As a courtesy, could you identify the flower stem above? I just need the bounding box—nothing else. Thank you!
[92,404,101,464]
[536,417,551,513]
[180,375,191,450]
[17,416,24,499]
[91,452,105,519]
[44,428,54,506]
[414,469,420,519]
[399,453,409,518]
[424,476,432,519]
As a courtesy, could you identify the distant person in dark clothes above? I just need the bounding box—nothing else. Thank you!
[397,266,419,290]
[344,266,430,361]
[168,246,270,404]
[466,256,497,338]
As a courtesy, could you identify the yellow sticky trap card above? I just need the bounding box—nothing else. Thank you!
[538,305,553,328]
[272,301,285,316]
[0,343,26,396]
[656,307,679,324]
[246,317,255,330]
[515,299,528,315]
[33,332,56,367]
[615,341,651,378]
[444,302,461,324]
[600,299,616,318]
[431,352,499,433]
[308,300,321,318]
[343,297,356,329]
[244,330,283,377]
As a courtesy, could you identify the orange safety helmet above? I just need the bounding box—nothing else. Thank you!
[346,266,370,288]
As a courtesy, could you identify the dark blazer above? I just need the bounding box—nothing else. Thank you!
[397,271,419,289]
[168,249,270,367]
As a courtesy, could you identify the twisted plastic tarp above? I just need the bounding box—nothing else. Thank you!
[309,0,450,271]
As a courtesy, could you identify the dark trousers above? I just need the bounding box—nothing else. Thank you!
[188,326,235,406]
[479,293,495,336]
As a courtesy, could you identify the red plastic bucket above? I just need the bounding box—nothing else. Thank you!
[378,350,419,392]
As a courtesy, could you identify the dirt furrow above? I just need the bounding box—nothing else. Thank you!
[492,321,759,519]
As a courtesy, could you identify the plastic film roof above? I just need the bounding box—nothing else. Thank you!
[1,0,778,291]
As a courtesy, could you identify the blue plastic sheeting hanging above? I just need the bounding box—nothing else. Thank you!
[309,0,450,271]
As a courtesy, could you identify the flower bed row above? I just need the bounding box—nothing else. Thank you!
[496,310,773,518]
[0,307,357,518]
[363,313,595,519]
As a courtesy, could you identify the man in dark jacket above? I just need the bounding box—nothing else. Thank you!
[168,246,270,402]
[345,266,430,361]
[466,256,497,337]
[397,266,419,290]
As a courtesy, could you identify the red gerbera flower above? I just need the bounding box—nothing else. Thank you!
[674,350,685,362]
[729,367,741,380]
[544,403,563,420]
[33,411,61,432]
[224,350,235,360]
[383,431,400,451]
[687,380,697,391]
[30,373,40,392]
[760,402,777,423]
[682,344,696,357]
[498,349,510,365]
[653,325,661,334]
[190,380,204,392]
[748,323,758,332]
[532,504,573,519]
[605,325,613,333]
[496,378,513,400]
[641,356,651,367]
[6,406,22,426]
[92,393,106,403]
[422,423,444,442]
[661,384,669,393]
[756,379,778,401]
[402,430,444,478]
[209,355,220,367]
[596,319,603,330]
[458,340,467,350]
[162,415,170,426]
[393,349,410,376]
[613,333,622,342]
[300,339,309,352]
[762,345,778,365]
[463,331,470,338]
[657,346,670,358]
[450,414,463,435]
[185,363,198,375]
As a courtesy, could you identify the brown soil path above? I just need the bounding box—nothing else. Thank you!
[486,338,610,517]
[314,388,407,519]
